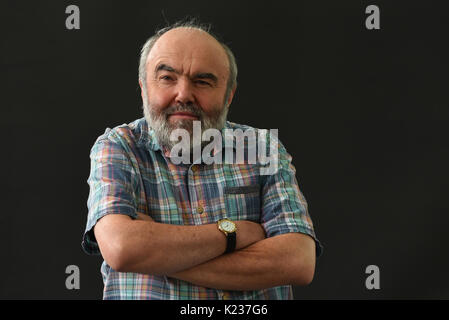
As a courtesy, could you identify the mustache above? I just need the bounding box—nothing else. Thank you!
[162,104,203,119]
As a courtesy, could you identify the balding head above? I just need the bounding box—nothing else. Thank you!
[138,21,237,104]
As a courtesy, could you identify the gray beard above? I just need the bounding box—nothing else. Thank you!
[143,99,229,152]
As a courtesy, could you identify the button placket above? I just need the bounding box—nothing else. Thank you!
[188,164,204,224]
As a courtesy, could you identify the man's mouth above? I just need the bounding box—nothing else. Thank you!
[168,112,199,120]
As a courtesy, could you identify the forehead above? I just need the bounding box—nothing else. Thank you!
[146,28,229,78]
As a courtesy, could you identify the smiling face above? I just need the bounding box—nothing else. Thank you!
[140,27,235,150]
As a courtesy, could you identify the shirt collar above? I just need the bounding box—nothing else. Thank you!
[137,118,162,152]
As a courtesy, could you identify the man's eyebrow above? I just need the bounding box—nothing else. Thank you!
[155,64,218,83]
[155,64,178,74]
[193,72,218,83]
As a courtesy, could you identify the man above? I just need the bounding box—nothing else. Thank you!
[82,20,322,300]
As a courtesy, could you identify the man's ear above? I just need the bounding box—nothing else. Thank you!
[226,85,237,107]
[139,80,144,101]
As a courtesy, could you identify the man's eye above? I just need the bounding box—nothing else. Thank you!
[195,80,211,86]
[160,75,174,81]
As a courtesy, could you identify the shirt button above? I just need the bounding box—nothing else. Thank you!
[197,206,204,214]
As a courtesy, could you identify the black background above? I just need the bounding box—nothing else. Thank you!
[2,0,448,299]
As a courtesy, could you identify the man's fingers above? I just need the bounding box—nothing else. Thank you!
[136,211,153,221]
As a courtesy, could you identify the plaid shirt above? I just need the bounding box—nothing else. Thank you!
[82,117,322,300]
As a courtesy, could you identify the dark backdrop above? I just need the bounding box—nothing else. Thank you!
[2,0,448,299]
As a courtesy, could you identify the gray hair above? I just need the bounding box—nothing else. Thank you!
[138,20,238,104]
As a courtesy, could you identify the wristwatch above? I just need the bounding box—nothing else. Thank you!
[217,218,237,254]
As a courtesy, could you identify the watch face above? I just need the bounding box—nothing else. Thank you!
[221,220,235,232]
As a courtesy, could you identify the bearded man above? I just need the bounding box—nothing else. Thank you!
[82,20,322,300]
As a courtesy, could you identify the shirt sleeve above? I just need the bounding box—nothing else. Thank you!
[81,132,139,255]
[260,136,323,258]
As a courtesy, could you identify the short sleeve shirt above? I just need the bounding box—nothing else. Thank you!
[82,117,322,300]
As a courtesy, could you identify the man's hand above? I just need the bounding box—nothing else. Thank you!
[233,220,266,250]
[136,211,153,222]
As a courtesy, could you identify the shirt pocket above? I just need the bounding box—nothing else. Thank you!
[224,185,261,222]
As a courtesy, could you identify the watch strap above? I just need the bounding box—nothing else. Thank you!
[225,231,236,254]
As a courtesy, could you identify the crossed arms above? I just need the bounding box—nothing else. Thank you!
[94,212,316,291]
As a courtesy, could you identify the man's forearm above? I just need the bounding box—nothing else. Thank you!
[95,214,264,275]
[119,220,225,275]
[169,233,316,291]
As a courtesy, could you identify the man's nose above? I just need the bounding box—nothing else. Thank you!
[174,79,195,105]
